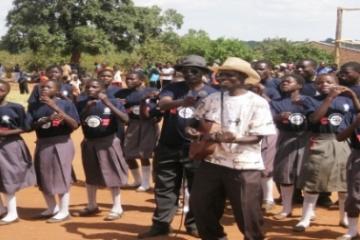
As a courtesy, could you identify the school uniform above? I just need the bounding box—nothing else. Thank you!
[271,96,311,185]
[77,97,128,187]
[301,81,318,97]
[118,87,160,160]
[350,85,360,99]
[261,78,281,100]
[260,79,281,177]
[298,95,352,192]
[337,112,360,217]
[28,98,79,195]
[0,102,36,194]
[151,81,217,232]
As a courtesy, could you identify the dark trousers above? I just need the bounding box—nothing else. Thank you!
[346,150,360,218]
[191,161,264,240]
[149,81,161,89]
[152,143,198,230]
[19,81,29,94]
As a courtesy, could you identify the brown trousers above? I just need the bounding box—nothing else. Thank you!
[191,161,264,240]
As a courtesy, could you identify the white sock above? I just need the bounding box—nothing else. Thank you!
[338,192,348,225]
[183,186,190,213]
[140,166,151,189]
[280,185,294,215]
[130,168,141,185]
[110,188,123,214]
[1,194,18,222]
[52,192,70,220]
[41,193,59,216]
[0,194,6,214]
[86,184,98,210]
[261,177,274,202]
[346,217,359,237]
[296,192,319,227]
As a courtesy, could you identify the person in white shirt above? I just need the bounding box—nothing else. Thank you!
[160,62,174,88]
[188,57,276,240]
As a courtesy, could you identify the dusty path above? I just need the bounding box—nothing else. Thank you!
[0,83,349,239]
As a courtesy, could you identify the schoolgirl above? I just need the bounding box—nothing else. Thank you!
[28,79,79,223]
[75,79,129,221]
[118,71,160,191]
[0,80,36,225]
[294,73,356,231]
[336,110,360,240]
[28,65,75,104]
[270,74,310,219]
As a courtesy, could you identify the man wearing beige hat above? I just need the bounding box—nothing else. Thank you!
[189,57,277,240]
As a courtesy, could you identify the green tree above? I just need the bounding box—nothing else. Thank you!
[255,38,332,64]
[2,0,183,63]
[208,38,257,63]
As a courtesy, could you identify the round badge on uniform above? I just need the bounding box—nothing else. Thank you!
[62,90,68,97]
[85,115,101,128]
[177,107,195,119]
[103,107,111,114]
[1,115,10,123]
[288,113,305,126]
[39,117,51,129]
[131,105,140,115]
[328,113,343,126]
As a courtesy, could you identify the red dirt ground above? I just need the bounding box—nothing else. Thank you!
[0,83,349,240]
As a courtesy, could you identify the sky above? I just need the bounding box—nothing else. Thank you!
[0,0,359,41]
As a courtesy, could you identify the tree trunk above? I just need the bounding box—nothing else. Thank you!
[70,50,81,64]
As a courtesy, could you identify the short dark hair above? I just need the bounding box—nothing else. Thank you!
[297,59,317,68]
[253,60,273,69]
[341,61,360,73]
[86,78,106,89]
[46,64,63,74]
[316,73,338,83]
[128,70,147,82]
[281,73,305,87]
[46,79,62,90]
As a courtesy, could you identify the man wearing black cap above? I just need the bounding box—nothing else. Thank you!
[138,55,218,239]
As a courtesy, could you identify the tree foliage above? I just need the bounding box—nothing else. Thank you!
[0,1,333,70]
[255,38,333,64]
[2,0,183,63]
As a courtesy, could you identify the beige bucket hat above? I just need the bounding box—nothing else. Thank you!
[217,57,260,85]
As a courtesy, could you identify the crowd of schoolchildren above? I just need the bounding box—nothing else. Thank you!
[0,54,360,240]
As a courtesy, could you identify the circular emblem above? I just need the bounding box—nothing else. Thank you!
[39,117,51,129]
[328,113,343,126]
[85,116,101,128]
[103,107,111,114]
[62,90,68,97]
[197,90,208,98]
[131,105,140,115]
[177,107,194,119]
[288,113,305,126]
[1,115,10,123]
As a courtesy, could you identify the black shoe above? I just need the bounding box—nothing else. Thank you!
[138,225,171,239]
[317,195,333,208]
[186,227,200,238]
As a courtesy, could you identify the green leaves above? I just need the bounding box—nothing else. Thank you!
[2,0,184,63]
